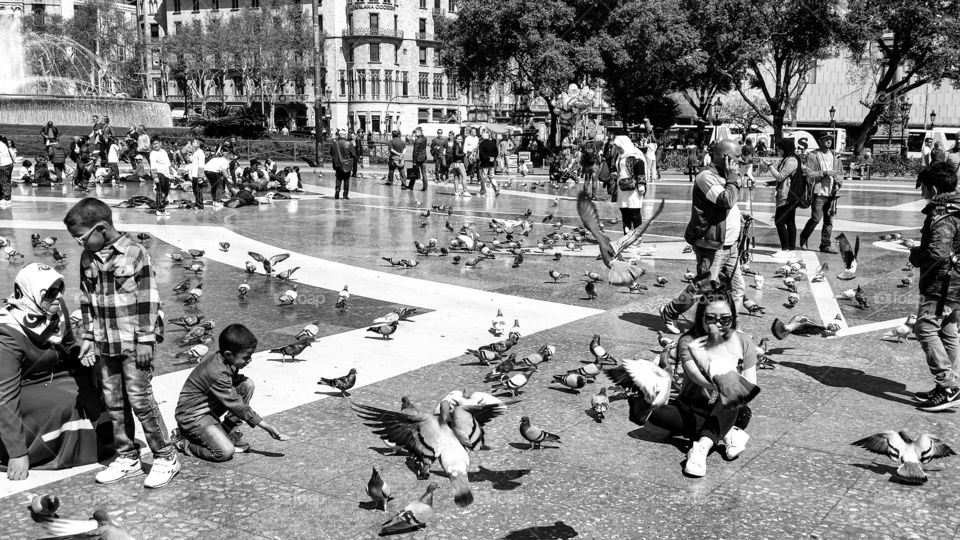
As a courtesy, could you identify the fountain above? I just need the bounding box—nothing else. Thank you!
[0,13,172,128]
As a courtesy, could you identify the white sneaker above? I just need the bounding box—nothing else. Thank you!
[722,427,750,460]
[684,440,709,477]
[95,456,143,484]
[771,250,795,259]
[143,454,181,488]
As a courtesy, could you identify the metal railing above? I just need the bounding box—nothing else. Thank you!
[415,32,436,41]
[342,28,404,38]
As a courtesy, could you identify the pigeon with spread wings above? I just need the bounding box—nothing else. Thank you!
[577,191,665,286]
[247,251,291,274]
[853,431,955,484]
[27,493,135,540]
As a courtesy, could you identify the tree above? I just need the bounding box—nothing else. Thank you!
[437,0,608,146]
[724,0,841,145]
[676,0,742,121]
[841,0,960,152]
[724,92,772,142]
[164,17,223,114]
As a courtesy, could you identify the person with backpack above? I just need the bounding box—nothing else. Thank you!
[330,130,356,200]
[611,135,646,233]
[765,138,804,257]
[580,131,602,200]
[798,133,842,254]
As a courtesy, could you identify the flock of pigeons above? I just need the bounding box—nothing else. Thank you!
[9,189,958,537]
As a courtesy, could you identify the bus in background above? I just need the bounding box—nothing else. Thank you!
[662,124,739,149]
[906,128,959,159]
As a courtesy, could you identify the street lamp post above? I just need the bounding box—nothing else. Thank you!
[899,98,911,160]
[829,106,836,128]
[312,0,323,165]
[713,97,724,126]
[930,110,937,129]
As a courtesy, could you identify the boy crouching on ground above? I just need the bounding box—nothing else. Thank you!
[173,324,284,461]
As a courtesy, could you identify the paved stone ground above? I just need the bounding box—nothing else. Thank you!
[0,169,957,539]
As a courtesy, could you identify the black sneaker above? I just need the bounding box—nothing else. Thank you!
[917,386,960,412]
[799,241,808,251]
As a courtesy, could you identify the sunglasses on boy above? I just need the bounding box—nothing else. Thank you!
[73,222,107,246]
[704,314,734,327]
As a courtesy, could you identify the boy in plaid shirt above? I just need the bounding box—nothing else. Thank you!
[64,198,180,488]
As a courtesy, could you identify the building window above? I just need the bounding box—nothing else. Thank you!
[252,0,259,7]
[385,71,393,98]
[150,23,160,38]
[419,0,426,8]
[212,0,219,9]
[339,70,346,96]
[433,74,443,98]
[173,0,181,12]
[449,0,455,11]
[393,44,399,64]
[369,13,379,32]
[419,18,426,34]
[347,71,354,98]
[174,21,182,33]
[419,47,427,66]
[805,65,818,84]
[357,69,367,98]
[402,72,409,97]
[372,114,381,134]
[434,50,441,65]
[432,109,443,122]
[371,70,381,99]
[233,76,244,96]
[418,73,429,97]
[447,79,456,99]
[153,78,163,97]
[191,0,198,11]
[418,108,429,123]
[370,43,380,63]
[434,0,440,8]
[317,14,322,29]
[231,0,238,8]
[347,46,354,63]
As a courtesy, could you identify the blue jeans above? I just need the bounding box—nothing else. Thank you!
[800,195,836,249]
[100,354,174,460]
[0,163,11,200]
[178,378,254,462]
[915,296,960,389]
[663,245,745,320]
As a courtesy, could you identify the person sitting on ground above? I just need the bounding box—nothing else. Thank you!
[910,161,960,412]
[172,324,284,462]
[0,263,113,480]
[33,157,53,187]
[18,160,34,184]
[48,140,67,184]
[639,284,756,478]
[224,187,260,208]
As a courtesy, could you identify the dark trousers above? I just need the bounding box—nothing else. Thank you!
[177,378,254,462]
[52,163,65,183]
[155,174,171,212]
[206,171,224,202]
[648,399,741,445]
[619,207,643,234]
[387,160,405,185]
[434,157,447,182]
[800,195,835,249]
[100,353,174,460]
[74,168,90,190]
[190,176,205,209]
[352,149,361,177]
[108,163,120,182]
[0,164,12,200]
[408,161,428,190]
[335,169,351,196]
[774,203,798,250]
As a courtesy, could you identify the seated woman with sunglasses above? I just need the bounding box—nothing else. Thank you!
[645,284,758,478]
[0,263,111,480]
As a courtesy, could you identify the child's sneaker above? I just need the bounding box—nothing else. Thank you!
[684,440,709,477]
[95,456,143,484]
[143,454,181,488]
[722,427,750,460]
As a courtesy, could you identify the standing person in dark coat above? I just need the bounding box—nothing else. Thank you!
[431,129,448,183]
[352,130,364,178]
[387,130,406,187]
[477,131,500,196]
[41,121,59,158]
[408,127,429,191]
[330,130,357,200]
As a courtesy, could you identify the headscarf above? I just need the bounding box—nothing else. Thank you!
[3,263,68,344]
[612,136,644,160]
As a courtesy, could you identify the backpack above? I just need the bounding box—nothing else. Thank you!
[618,156,646,191]
[581,141,598,165]
[786,158,814,209]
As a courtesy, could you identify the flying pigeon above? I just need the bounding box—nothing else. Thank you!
[576,191,666,285]
[248,251,290,274]
[605,358,672,425]
[318,368,358,397]
[519,416,561,450]
[853,431,955,484]
[27,493,134,540]
[836,233,859,280]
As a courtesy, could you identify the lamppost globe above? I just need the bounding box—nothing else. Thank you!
[829,105,836,128]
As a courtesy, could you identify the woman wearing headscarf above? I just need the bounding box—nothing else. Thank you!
[0,263,111,480]
[612,135,647,234]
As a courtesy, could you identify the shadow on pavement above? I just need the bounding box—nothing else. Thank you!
[778,361,916,405]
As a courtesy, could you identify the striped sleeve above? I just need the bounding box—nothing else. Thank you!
[696,170,740,209]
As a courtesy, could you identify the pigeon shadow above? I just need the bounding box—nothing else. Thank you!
[619,312,667,331]
[627,427,688,453]
[314,390,349,398]
[507,442,560,451]
[358,500,388,511]
[778,361,916,405]
[502,521,579,539]
[549,386,582,395]
[364,336,393,341]
[583,407,605,423]
[461,360,492,367]
[467,466,531,490]
[368,446,402,456]
[850,462,926,484]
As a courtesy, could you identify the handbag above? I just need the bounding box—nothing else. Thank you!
[407,166,420,180]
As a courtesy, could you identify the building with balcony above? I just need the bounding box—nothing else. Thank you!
[140,0,467,133]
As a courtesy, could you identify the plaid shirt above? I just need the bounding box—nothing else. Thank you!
[79,233,162,357]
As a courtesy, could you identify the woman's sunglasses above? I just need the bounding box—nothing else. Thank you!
[43,282,64,301]
[704,314,734,327]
